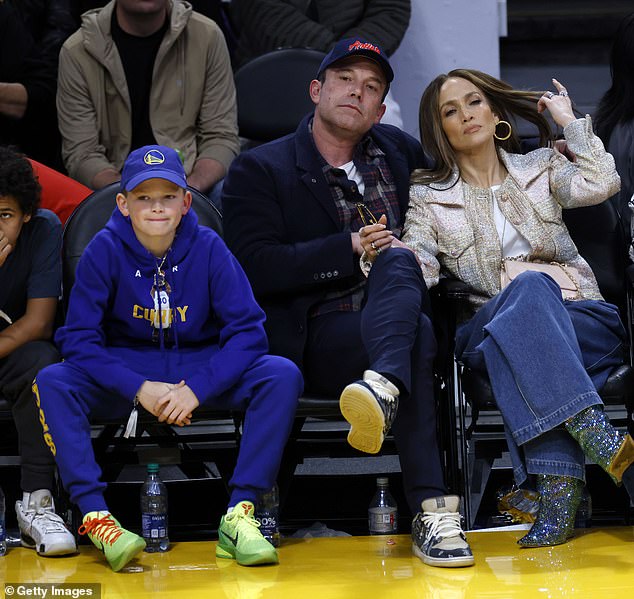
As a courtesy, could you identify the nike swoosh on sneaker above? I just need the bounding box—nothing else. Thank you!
[221,529,239,547]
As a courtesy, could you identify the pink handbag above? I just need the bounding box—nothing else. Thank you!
[501,258,582,300]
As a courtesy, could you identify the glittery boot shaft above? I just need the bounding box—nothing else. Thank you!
[517,475,583,548]
[564,407,634,485]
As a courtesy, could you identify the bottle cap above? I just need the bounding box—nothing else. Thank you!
[377,477,389,486]
[147,463,160,473]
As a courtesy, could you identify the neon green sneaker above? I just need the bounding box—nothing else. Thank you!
[216,501,279,566]
[79,511,146,572]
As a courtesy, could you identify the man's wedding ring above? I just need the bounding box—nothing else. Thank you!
[371,241,377,251]
[545,91,554,99]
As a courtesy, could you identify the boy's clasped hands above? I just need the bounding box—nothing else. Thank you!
[136,380,199,426]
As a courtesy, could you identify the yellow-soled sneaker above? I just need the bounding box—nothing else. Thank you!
[79,511,146,571]
[216,501,279,566]
[339,370,399,454]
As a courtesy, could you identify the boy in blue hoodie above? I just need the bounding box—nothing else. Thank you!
[34,145,303,572]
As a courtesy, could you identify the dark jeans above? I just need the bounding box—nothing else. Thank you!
[0,340,60,491]
[304,248,446,514]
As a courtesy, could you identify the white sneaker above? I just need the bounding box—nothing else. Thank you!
[16,490,77,556]
[339,370,399,454]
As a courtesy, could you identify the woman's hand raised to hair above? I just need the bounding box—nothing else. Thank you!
[536,78,576,129]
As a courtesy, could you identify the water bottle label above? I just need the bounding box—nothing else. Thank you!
[142,513,168,539]
[369,509,397,533]
[255,510,278,537]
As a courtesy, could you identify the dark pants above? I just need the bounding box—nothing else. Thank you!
[304,248,446,514]
[0,340,60,491]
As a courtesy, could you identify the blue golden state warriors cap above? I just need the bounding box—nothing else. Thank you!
[120,145,187,192]
[317,38,394,83]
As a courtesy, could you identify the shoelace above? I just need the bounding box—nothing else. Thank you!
[26,508,70,534]
[365,379,398,432]
[78,514,123,545]
[225,509,262,539]
[421,511,463,540]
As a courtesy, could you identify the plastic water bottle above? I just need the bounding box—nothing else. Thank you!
[256,484,280,547]
[368,477,398,535]
[140,464,169,552]
[0,485,6,556]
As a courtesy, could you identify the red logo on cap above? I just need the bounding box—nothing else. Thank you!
[348,40,381,55]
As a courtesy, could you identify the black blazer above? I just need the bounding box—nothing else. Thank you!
[223,114,427,367]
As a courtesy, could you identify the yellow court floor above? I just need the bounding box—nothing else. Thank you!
[2,527,634,598]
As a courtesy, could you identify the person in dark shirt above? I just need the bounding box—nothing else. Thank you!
[231,0,410,68]
[0,0,76,169]
[594,12,634,248]
[0,146,76,557]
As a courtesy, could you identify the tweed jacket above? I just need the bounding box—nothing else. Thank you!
[403,117,621,311]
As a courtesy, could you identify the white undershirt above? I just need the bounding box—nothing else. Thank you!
[491,185,531,258]
[341,160,365,196]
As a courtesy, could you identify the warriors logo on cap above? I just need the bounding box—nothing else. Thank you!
[120,145,188,192]
[144,149,166,166]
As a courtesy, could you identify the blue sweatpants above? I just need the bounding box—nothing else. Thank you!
[34,347,303,515]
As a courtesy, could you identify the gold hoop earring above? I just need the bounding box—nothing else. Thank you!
[494,120,512,141]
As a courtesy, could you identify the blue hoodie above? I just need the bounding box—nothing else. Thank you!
[55,207,269,404]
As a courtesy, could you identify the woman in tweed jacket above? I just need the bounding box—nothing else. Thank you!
[359,69,632,549]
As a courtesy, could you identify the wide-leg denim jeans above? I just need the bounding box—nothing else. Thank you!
[455,271,626,484]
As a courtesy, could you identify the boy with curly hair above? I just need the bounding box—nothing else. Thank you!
[0,146,76,556]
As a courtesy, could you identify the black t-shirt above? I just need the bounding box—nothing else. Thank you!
[111,12,168,151]
[0,209,62,332]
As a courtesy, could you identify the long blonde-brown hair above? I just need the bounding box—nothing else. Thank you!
[411,69,554,185]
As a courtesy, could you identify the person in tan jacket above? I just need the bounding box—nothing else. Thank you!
[57,0,239,194]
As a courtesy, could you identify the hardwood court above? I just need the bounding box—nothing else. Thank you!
[2,526,634,598]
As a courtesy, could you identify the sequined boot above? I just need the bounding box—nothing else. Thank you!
[517,475,583,548]
[565,406,634,499]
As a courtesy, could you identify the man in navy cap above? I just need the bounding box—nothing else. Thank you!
[223,39,474,567]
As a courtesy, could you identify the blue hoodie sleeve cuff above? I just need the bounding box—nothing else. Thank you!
[187,374,213,406]
[114,371,147,403]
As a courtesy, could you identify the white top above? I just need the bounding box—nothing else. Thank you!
[491,184,532,257]
[341,160,365,196]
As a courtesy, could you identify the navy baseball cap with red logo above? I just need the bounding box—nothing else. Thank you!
[317,38,394,84]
